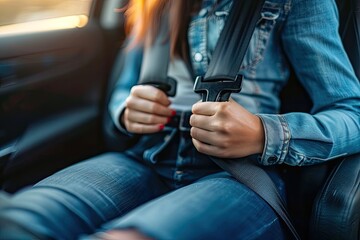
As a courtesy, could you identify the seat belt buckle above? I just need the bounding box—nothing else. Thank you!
[193,74,243,102]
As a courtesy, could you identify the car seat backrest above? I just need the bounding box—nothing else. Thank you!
[338,0,360,79]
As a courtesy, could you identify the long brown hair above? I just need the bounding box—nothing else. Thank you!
[125,0,198,59]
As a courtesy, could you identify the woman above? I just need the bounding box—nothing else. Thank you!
[1,0,359,239]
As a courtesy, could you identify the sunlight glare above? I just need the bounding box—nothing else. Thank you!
[0,15,89,36]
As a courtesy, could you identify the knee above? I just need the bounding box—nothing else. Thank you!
[37,152,145,184]
[35,152,166,202]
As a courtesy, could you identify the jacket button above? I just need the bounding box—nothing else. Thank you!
[268,156,278,164]
[194,52,203,62]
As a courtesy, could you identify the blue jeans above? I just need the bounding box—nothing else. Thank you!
[98,170,286,240]
[0,153,286,239]
[0,116,286,239]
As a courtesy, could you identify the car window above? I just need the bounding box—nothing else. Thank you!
[0,0,94,36]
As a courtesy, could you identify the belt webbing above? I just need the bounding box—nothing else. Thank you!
[138,14,176,96]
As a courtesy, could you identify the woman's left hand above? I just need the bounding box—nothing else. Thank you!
[190,99,265,158]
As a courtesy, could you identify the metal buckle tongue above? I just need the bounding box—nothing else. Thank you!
[193,75,243,102]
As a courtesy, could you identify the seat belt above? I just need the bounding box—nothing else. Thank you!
[194,0,260,102]
[138,14,177,96]
[138,0,301,239]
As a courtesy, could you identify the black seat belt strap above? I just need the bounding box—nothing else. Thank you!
[194,0,264,102]
[138,1,301,239]
[138,14,177,96]
[197,1,301,239]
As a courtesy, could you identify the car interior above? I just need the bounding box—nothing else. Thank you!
[0,0,359,239]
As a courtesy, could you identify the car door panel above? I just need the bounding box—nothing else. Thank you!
[1,106,100,192]
[0,23,106,192]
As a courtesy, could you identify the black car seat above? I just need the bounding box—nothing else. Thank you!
[103,0,360,239]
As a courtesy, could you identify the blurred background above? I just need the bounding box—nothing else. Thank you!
[0,0,131,194]
[0,0,93,34]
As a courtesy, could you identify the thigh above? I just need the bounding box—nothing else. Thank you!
[0,152,168,239]
[100,171,286,240]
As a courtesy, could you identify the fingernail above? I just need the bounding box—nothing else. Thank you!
[159,124,165,131]
[167,117,172,123]
[171,110,177,116]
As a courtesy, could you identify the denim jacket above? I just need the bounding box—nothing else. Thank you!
[109,0,360,166]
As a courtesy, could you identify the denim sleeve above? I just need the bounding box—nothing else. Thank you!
[108,46,143,134]
[258,0,360,166]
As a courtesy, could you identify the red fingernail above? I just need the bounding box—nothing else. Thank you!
[159,124,165,131]
[167,117,172,123]
[171,110,177,116]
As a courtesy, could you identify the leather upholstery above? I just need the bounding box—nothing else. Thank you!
[310,154,360,239]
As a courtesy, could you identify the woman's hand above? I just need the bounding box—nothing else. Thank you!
[122,85,175,134]
[190,99,265,158]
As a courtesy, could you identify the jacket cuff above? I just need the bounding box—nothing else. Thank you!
[110,103,134,136]
[257,114,291,165]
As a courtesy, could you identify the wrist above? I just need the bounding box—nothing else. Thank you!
[253,115,265,155]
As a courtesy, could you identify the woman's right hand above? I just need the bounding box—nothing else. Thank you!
[121,85,176,134]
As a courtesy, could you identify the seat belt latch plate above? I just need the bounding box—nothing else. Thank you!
[193,75,243,102]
